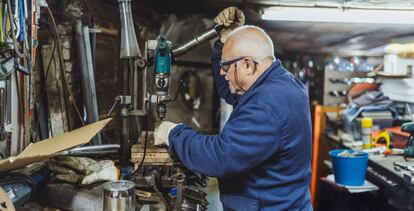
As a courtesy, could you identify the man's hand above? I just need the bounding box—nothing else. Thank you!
[154,121,179,146]
[214,7,245,43]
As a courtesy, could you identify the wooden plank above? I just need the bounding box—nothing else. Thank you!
[10,72,20,156]
[22,63,30,151]
[41,45,69,136]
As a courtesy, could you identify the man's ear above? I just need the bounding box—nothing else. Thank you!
[244,58,255,75]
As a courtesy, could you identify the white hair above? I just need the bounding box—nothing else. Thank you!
[226,25,276,61]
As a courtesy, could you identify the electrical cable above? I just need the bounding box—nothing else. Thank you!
[137,109,149,171]
[128,67,154,179]
[45,3,85,127]
[128,103,150,180]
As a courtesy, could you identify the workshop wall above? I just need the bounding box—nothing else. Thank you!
[33,2,83,140]
[154,15,219,133]
[32,0,219,146]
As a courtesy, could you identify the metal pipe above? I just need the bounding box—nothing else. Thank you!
[171,24,222,58]
[66,144,120,153]
[120,59,131,165]
[82,24,101,145]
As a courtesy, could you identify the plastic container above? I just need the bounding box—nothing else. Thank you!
[329,149,369,186]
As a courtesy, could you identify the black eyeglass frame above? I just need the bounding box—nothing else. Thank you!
[219,56,259,72]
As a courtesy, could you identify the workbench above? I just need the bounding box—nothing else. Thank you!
[324,131,414,211]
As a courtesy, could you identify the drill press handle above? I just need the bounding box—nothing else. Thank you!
[171,24,223,58]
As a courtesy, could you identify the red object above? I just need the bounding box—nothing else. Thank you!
[348,83,379,99]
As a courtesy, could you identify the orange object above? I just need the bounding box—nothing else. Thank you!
[311,105,322,206]
[348,83,379,99]
[384,149,393,155]
[310,106,341,208]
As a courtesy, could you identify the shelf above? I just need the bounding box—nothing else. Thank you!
[375,72,412,78]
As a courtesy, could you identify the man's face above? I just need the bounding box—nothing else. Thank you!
[221,43,245,95]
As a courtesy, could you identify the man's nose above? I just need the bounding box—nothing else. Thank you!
[220,68,226,76]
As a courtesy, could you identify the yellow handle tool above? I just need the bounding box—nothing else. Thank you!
[373,130,391,149]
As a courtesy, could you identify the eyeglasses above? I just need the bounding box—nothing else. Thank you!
[220,56,259,73]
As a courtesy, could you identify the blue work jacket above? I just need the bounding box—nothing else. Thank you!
[168,41,313,211]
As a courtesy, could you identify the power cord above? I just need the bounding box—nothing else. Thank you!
[128,101,150,180]
[128,65,153,179]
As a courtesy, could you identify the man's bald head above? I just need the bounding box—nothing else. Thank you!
[224,25,275,62]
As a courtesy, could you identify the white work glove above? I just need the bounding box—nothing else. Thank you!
[47,156,119,186]
[214,6,245,43]
[154,121,179,146]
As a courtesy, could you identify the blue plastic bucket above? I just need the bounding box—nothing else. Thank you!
[329,149,368,186]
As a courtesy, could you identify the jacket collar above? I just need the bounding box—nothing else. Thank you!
[244,59,284,94]
[231,59,285,107]
[231,59,284,106]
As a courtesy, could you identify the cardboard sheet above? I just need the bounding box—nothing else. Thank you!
[0,118,112,172]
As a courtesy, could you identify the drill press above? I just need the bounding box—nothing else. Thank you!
[152,24,223,120]
[115,1,224,208]
[154,35,171,120]
[117,0,141,165]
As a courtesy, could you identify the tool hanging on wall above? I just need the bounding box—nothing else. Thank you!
[5,0,31,75]
[0,0,34,156]
[30,0,39,65]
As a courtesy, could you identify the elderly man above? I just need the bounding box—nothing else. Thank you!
[154,7,312,211]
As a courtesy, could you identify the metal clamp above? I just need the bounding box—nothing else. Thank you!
[117,95,132,105]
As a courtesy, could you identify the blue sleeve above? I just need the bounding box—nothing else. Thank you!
[212,40,239,105]
[168,103,281,178]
